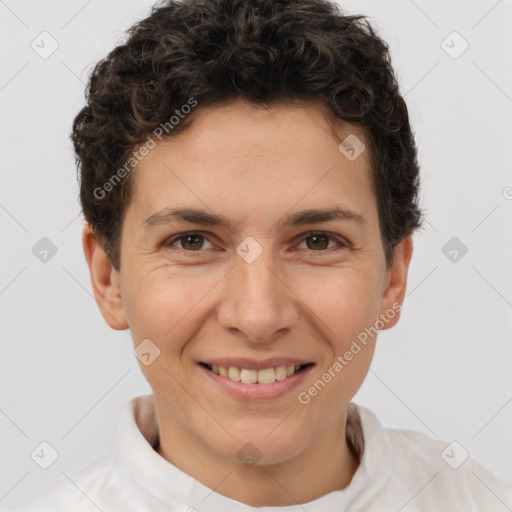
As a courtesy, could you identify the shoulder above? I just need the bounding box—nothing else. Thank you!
[386,425,512,510]
[10,455,117,512]
[355,405,512,511]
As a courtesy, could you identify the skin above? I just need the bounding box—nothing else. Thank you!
[83,98,413,506]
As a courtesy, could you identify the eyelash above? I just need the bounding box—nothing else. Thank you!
[163,231,350,255]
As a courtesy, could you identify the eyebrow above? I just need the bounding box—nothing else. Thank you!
[141,206,366,232]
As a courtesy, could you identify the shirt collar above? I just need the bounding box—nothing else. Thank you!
[112,393,394,511]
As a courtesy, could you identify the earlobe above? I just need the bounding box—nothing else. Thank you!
[82,224,129,330]
[379,235,413,330]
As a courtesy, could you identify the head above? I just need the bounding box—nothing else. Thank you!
[76,0,423,469]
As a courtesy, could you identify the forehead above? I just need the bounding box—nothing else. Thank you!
[126,99,376,228]
[152,99,369,161]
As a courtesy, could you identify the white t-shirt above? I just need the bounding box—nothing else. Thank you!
[10,393,512,512]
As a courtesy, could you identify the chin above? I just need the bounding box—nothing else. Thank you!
[212,428,307,467]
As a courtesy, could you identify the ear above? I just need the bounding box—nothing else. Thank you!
[378,234,413,330]
[82,224,128,330]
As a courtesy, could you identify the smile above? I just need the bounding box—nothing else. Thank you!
[200,363,312,384]
[198,361,315,401]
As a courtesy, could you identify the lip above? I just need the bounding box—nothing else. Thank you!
[198,362,315,401]
[199,357,312,371]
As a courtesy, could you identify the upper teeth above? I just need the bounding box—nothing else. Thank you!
[210,364,302,384]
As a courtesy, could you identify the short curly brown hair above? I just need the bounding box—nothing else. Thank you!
[71,0,424,271]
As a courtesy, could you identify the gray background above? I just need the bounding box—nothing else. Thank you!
[1,0,511,509]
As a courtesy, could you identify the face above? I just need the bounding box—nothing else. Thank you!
[84,99,412,467]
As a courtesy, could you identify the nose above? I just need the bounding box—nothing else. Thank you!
[216,250,299,343]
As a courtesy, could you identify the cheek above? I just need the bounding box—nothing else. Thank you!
[124,267,219,344]
[297,268,382,345]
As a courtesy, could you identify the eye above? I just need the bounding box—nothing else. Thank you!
[164,232,214,252]
[296,231,349,252]
[163,230,349,254]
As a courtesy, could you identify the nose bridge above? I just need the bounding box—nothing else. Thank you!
[237,250,280,302]
[218,242,298,342]
[234,233,280,295]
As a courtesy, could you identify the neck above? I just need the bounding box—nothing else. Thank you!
[155,408,360,507]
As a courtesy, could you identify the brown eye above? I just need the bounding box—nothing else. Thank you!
[305,234,330,250]
[179,234,205,250]
[298,232,347,252]
[163,231,348,255]
[164,232,214,252]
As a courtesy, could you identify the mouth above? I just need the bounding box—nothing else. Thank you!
[199,362,314,384]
